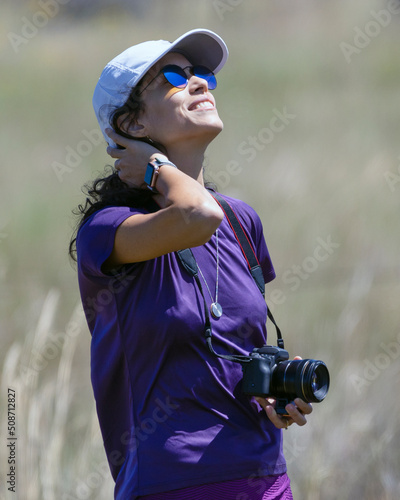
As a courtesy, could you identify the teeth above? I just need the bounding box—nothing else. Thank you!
[194,101,213,110]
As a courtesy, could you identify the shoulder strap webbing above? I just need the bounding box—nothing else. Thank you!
[210,192,265,297]
[211,192,284,349]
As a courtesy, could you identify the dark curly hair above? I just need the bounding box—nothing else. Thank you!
[68,78,161,261]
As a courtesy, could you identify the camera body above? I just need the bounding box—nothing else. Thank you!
[241,345,329,415]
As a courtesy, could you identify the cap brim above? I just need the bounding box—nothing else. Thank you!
[168,29,228,74]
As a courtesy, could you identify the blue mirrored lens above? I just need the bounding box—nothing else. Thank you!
[163,66,188,88]
[162,65,217,90]
[192,66,217,90]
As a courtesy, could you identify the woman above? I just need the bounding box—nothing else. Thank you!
[70,29,312,499]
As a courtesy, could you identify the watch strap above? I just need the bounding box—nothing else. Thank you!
[152,158,177,168]
[144,158,177,192]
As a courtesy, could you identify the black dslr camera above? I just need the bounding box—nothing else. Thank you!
[241,345,330,415]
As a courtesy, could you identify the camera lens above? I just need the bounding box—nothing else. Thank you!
[308,363,329,401]
[272,359,330,403]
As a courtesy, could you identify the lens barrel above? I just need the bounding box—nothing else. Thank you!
[272,359,330,403]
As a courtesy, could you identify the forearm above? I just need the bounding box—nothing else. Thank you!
[153,163,224,246]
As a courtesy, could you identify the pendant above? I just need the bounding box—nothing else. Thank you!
[211,302,223,319]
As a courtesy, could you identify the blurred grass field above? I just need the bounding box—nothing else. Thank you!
[1,0,400,498]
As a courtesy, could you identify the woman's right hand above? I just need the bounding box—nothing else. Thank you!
[105,128,168,188]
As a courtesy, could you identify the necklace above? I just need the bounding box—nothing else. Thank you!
[197,229,223,319]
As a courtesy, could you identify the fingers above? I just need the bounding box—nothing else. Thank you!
[106,128,131,148]
[255,397,291,430]
[255,397,312,429]
[268,406,293,430]
[284,398,312,427]
[255,396,273,413]
[105,128,164,163]
[105,129,127,160]
[294,398,313,415]
[107,147,125,161]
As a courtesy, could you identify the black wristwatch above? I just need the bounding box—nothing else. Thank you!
[144,157,177,193]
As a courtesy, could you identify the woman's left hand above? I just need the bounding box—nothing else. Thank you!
[255,355,313,430]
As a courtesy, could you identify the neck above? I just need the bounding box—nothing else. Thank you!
[166,143,208,186]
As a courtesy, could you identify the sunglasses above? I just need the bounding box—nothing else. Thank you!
[139,65,217,95]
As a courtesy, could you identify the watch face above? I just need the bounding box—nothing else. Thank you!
[144,163,155,186]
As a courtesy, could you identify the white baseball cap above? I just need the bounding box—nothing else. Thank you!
[92,28,229,146]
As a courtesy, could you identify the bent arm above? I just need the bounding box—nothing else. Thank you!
[105,165,224,268]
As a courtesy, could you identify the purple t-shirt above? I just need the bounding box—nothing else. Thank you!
[76,192,286,499]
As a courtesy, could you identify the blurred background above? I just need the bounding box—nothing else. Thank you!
[1,0,399,498]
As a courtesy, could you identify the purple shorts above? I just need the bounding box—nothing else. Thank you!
[140,473,293,499]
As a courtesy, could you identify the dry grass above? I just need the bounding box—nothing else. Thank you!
[1,1,400,498]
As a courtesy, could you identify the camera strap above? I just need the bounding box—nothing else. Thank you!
[177,192,284,364]
[210,193,284,349]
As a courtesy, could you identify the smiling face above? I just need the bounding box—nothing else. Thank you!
[128,52,224,153]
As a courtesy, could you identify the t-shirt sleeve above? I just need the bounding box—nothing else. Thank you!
[76,206,144,277]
